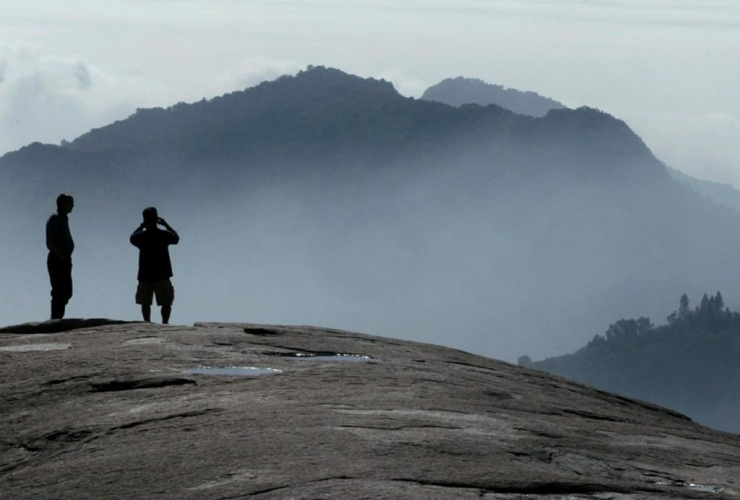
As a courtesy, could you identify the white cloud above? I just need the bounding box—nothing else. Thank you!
[0,45,312,154]
[0,42,167,154]
[377,69,429,98]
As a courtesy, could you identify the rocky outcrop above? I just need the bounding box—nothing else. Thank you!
[0,318,135,334]
[1,321,739,499]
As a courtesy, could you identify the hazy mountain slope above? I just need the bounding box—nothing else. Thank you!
[530,293,740,433]
[1,66,739,367]
[420,76,740,217]
[421,77,567,117]
[667,165,740,213]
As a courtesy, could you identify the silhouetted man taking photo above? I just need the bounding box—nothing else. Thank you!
[46,193,75,319]
[130,207,179,324]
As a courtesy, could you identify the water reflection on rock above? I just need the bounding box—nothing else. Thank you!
[268,352,377,362]
[184,366,281,376]
[0,343,72,352]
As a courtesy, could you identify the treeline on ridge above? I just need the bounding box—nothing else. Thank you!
[527,292,740,433]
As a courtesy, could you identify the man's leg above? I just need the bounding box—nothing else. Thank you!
[51,302,65,320]
[48,253,72,320]
[48,253,61,319]
[161,305,171,324]
[154,279,175,325]
[136,282,154,322]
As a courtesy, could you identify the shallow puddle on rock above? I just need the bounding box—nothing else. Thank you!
[687,484,719,493]
[184,366,282,376]
[0,343,72,352]
[657,481,720,494]
[270,353,377,362]
[124,337,166,346]
[301,355,376,362]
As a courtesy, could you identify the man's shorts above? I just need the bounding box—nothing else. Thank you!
[136,279,175,306]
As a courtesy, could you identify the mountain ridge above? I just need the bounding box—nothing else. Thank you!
[421,76,567,117]
[0,67,665,191]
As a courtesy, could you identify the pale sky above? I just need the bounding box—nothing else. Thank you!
[1,0,739,185]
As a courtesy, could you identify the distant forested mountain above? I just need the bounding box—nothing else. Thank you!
[2,66,740,366]
[421,77,567,117]
[422,76,740,217]
[529,293,740,433]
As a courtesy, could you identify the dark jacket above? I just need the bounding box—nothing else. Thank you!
[46,213,74,258]
[130,226,179,282]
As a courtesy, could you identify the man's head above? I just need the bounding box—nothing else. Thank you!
[56,194,74,215]
[142,207,159,227]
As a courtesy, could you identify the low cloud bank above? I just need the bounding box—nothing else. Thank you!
[0,44,305,156]
[0,43,159,153]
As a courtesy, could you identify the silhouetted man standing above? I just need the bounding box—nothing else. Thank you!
[46,193,75,319]
[130,207,179,324]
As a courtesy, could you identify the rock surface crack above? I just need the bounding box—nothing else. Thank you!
[89,377,196,392]
[108,409,220,432]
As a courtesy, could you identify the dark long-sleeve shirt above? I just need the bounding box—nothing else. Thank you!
[46,213,74,258]
[130,226,179,282]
